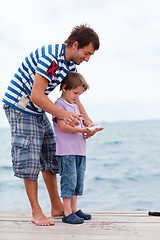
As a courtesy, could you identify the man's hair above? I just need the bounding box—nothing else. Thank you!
[60,72,89,92]
[64,24,100,50]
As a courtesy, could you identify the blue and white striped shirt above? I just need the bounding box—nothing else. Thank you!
[3,44,77,116]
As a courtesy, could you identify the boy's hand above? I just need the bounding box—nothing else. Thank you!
[84,125,104,139]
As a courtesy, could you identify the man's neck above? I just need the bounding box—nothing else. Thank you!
[65,46,72,63]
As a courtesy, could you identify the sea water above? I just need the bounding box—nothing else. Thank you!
[1,120,160,211]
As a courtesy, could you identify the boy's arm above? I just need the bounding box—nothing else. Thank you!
[75,99,104,138]
[75,99,94,127]
[56,118,90,134]
[56,118,104,138]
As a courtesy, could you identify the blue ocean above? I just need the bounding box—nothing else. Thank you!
[1,120,160,211]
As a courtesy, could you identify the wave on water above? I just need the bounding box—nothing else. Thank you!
[105,141,122,145]
[0,165,12,170]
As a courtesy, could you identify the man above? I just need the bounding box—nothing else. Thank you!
[3,24,100,226]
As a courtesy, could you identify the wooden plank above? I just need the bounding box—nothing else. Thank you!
[1,211,160,240]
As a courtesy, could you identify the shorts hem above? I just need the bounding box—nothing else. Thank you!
[14,173,39,180]
[40,168,59,174]
[75,193,83,196]
[61,193,83,198]
[61,194,74,198]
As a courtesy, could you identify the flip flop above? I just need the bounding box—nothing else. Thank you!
[75,209,92,220]
[62,212,84,224]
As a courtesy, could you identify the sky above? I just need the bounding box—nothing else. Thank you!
[1,0,160,127]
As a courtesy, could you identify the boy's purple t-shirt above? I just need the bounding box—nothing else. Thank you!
[52,98,86,156]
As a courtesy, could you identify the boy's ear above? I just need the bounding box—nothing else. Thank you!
[62,84,67,92]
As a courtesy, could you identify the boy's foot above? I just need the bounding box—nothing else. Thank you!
[75,209,92,220]
[32,211,55,226]
[62,212,84,224]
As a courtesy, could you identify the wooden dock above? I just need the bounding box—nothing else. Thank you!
[1,210,160,239]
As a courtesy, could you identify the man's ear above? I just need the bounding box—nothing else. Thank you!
[72,41,78,50]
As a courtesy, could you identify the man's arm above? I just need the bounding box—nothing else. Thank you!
[30,73,80,125]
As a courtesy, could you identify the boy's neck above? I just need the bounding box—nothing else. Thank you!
[60,94,71,104]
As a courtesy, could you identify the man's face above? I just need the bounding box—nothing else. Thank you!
[71,42,95,65]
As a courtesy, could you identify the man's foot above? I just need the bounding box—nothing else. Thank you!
[31,211,55,226]
[51,204,64,217]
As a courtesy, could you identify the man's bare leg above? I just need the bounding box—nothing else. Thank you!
[42,171,63,216]
[24,179,55,226]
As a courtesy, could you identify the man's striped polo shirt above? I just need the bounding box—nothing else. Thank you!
[3,44,77,116]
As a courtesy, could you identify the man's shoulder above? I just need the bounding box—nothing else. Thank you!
[36,43,63,58]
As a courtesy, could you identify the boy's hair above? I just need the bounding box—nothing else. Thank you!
[60,72,89,92]
[64,24,100,50]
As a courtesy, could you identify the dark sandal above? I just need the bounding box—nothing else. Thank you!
[62,212,84,224]
[75,209,92,220]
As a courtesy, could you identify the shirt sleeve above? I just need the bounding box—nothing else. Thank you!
[36,54,58,82]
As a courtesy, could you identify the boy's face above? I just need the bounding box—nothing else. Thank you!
[71,42,95,65]
[61,85,84,104]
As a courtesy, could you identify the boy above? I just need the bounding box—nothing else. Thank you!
[52,72,103,224]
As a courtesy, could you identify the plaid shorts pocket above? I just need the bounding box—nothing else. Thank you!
[11,135,31,177]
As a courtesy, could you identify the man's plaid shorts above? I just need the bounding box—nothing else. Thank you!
[3,104,59,180]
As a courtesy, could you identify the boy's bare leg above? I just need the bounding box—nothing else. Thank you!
[42,171,63,216]
[24,179,55,226]
[63,197,72,216]
[71,195,78,213]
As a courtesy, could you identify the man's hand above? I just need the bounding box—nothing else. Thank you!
[63,112,82,126]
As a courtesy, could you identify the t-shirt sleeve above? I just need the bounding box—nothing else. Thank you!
[36,54,58,82]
